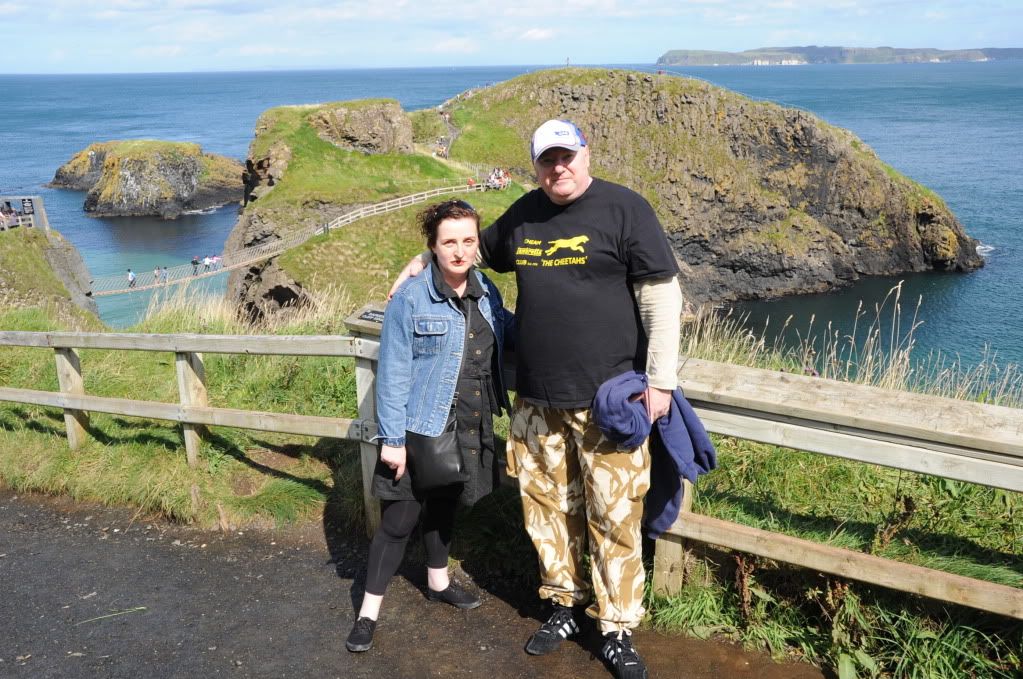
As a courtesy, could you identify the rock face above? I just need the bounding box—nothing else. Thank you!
[42,234,99,317]
[0,228,98,326]
[50,141,244,219]
[452,69,982,304]
[308,100,413,154]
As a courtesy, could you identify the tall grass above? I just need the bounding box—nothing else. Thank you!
[683,281,1022,407]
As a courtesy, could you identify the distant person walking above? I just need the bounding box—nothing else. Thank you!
[161,267,169,285]
[153,267,160,283]
[127,269,136,288]
[203,255,212,272]
[191,256,200,275]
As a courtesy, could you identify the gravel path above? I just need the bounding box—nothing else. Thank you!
[0,489,824,678]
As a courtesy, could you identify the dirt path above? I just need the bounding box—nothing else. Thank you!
[0,489,825,678]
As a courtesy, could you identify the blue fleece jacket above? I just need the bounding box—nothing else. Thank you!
[592,371,717,539]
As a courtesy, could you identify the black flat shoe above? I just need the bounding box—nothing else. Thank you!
[426,583,482,609]
[345,616,376,652]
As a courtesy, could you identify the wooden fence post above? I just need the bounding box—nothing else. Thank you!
[355,353,382,537]
[53,347,89,449]
[652,479,694,596]
[175,351,208,467]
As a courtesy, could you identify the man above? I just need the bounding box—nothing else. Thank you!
[127,269,136,288]
[392,120,683,679]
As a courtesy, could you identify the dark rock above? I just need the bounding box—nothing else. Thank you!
[51,141,244,219]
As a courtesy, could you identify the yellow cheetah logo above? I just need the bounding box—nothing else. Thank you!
[544,235,590,256]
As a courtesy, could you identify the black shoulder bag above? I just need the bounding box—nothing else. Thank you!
[405,403,468,493]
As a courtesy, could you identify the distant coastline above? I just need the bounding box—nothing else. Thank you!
[657,46,1023,67]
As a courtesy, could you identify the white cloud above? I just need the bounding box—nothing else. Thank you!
[519,28,555,41]
[423,37,479,54]
[0,2,24,16]
[220,45,325,57]
[166,19,228,42]
[48,48,68,61]
[134,44,184,57]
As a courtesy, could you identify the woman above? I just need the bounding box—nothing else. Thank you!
[346,199,512,653]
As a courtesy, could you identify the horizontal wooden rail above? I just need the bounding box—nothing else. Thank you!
[0,387,378,441]
[0,332,379,359]
[691,406,1023,492]
[664,513,1023,620]
[680,359,1023,459]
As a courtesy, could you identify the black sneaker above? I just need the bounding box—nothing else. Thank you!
[524,603,579,655]
[601,631,648,679]
[345,616,376,652]
[426,582,482,610]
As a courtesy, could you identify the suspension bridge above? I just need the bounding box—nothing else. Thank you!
[90,182,489,297]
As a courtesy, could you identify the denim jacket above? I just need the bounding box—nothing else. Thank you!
[374,263,513,447]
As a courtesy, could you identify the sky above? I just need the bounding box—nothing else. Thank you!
[1,0,1021,74]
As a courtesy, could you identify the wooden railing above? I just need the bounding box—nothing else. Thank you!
[0,329,384,533]
[2,319,1021,620]
[658,358,1023,620]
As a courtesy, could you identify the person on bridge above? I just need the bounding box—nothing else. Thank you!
[346,199,514,654]
[389,120,684,679]
[191,256,199,275]
[127,269,136,288]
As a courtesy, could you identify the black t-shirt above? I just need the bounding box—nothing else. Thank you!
[481,177,679,408]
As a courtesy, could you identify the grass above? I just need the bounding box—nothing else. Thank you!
[277,186,523,306]
[248,101,465,213]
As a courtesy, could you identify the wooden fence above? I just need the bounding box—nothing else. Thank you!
[1,316,1021,620]
[0,329,384,533]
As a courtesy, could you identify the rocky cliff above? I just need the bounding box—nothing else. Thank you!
[50,141,244,219]
[224,70,983,320]
[227,100,416,322]
[448,69,982,304]
[0,227,99,327]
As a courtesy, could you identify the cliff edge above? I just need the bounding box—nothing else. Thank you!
[0,227,99,327]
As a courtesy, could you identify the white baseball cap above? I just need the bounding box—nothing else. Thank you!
[530,119,588,162]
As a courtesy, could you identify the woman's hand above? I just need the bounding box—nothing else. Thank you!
[380,444,407,480]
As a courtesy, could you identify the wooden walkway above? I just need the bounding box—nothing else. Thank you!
[91,183,487,297]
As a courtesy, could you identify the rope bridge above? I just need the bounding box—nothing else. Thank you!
[90,182,486,297]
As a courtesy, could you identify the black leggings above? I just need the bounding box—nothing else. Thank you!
[363,496,458,596]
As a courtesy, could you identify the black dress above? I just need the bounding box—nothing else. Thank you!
[372,265,501,507]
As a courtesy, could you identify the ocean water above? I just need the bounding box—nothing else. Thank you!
[1,63,1019,368]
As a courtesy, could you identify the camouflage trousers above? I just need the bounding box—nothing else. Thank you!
[507,397,651,633]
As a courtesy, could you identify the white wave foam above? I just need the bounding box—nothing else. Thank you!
[976,243,995,256]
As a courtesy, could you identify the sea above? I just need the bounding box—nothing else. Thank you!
[0,62,1019,369]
